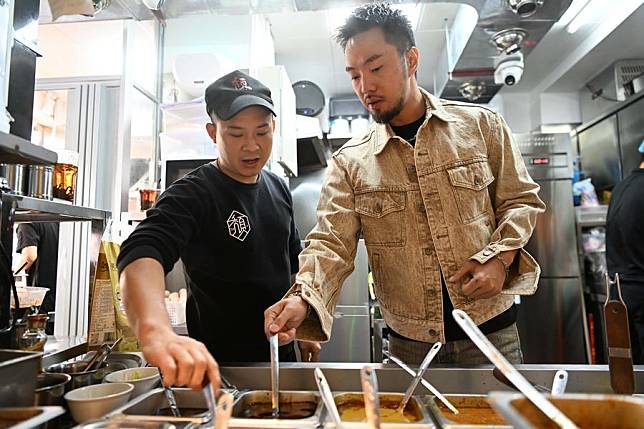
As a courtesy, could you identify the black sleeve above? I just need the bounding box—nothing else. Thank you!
[117,175,209,275]
[16,223,40,252]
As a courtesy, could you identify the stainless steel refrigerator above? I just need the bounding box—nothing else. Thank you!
[514,133,590,363]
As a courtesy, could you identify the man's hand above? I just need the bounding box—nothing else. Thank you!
[140,326,220,392]
[264,296,309,345]
[298,341,321,362]
[448,258,507,300]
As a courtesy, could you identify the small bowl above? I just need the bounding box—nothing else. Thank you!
[103,367,160,397]
[65,382,134,423]
[35,372,72,405]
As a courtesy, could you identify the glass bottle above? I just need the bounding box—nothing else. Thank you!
[19,314,49,352]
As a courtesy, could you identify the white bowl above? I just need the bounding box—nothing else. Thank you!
[64,382,134,423]
[103,367,160,397]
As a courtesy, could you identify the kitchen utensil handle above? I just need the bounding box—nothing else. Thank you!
[551,370,568,396]
[360,366,381,429]
[269,334,280,417]
[398,342,441,412]
[314,368,343,428]
[385,351,459,415]
[215,392,234,429]
[452,309,579,429]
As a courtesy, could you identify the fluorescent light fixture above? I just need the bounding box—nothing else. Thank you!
[327,4,422,34]
[565,0,644,34]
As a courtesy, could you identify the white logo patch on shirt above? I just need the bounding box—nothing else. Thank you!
[227,210,251,241]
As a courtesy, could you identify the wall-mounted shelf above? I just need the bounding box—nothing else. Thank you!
[2,194,109,223]
[0,132,57,165]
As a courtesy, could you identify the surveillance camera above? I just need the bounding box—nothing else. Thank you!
[494,52,524,86]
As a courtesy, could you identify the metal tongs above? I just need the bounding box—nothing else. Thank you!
[314,368,343,429]
[397,342,442,413]
[85,337,122,371]
[384,351,458,415]
[360,366,381,429]
[269,334,280,418]
[452,309,579,429]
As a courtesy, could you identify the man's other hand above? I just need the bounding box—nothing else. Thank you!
[448,258,506,300]
[264,296,309,345]
[298,341,321,362]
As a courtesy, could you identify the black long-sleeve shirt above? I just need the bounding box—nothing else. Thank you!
[607,168,644,283]
[117,163,302,362]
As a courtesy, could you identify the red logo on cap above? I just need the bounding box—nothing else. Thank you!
[232,77,252,91]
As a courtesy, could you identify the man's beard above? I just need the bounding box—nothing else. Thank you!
[371,93,406,124]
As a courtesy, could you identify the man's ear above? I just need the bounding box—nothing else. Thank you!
[206,122,217,143]
[406,47,419,77]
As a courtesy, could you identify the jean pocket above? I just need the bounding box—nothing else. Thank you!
[447,161,494,223]
[355,191,406,246]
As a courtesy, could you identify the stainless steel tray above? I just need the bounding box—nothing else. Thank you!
[0,406,65,429]
[332,392,430,428]
[424,394,512,429]
[230,390,322,428]
[487,391,644,429]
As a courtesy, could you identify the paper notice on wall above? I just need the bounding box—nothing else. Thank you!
[47,0,97,21]
[88,244,117,347]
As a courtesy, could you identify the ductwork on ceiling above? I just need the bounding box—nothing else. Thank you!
[41,0,572,103]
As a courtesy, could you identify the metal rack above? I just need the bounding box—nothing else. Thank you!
[0,131,57,165]
[575,205,608,364]
[0,192,110,351]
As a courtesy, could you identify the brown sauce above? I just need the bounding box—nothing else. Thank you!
[337,399,422,423]
[237,401,317,419]
[438,403,507,425]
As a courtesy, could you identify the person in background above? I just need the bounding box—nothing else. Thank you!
[16,223,60,327]
[606,140,644,364]
[264,3,545,365]
[117,70,318,391]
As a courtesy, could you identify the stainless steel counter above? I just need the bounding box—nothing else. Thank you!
[219,363,644,395]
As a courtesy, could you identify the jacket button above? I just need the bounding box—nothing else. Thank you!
[482,250,492,256]
[428,329,438,337]
[424,248,433,255]
[407,165,416,173]
[417,202,425,212]
[474,176,481,186]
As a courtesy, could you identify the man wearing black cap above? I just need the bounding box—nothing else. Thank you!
[117,70,316,390]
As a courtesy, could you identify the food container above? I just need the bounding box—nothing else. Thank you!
[332,392,429,427]
[104,367,161,398]
[53,149,79,202]
[426,394,512,428]
[230,390,322,428]
[0,163,27,195]
[10,286,49,309]
[27,164,54,200]
[45,361,116,391]
[0,407,65,428]
[65,382,134,423]
[0,350,41,407]
[35,372,72,406]
[487,392,644,429]
[106,387,211,423]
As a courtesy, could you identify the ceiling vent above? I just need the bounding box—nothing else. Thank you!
[614,60,644,100]
[459,81,486,102]
[491,28,528,55]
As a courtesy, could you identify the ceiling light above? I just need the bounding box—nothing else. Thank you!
[327,4,422,34]
[491,28,528,55]
[142,0,165,11]
[507,0,544,18]
[459,81,486,102]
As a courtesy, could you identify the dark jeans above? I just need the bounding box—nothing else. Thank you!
[621,282,644,365]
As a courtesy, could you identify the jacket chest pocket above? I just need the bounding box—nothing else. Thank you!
[447,161,495,223]
[355,191,406,247]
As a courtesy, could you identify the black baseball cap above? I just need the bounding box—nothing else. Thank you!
[205,70,276,121]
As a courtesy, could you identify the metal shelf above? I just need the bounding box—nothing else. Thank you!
[0,132,57,165]
[1,194,109,223]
